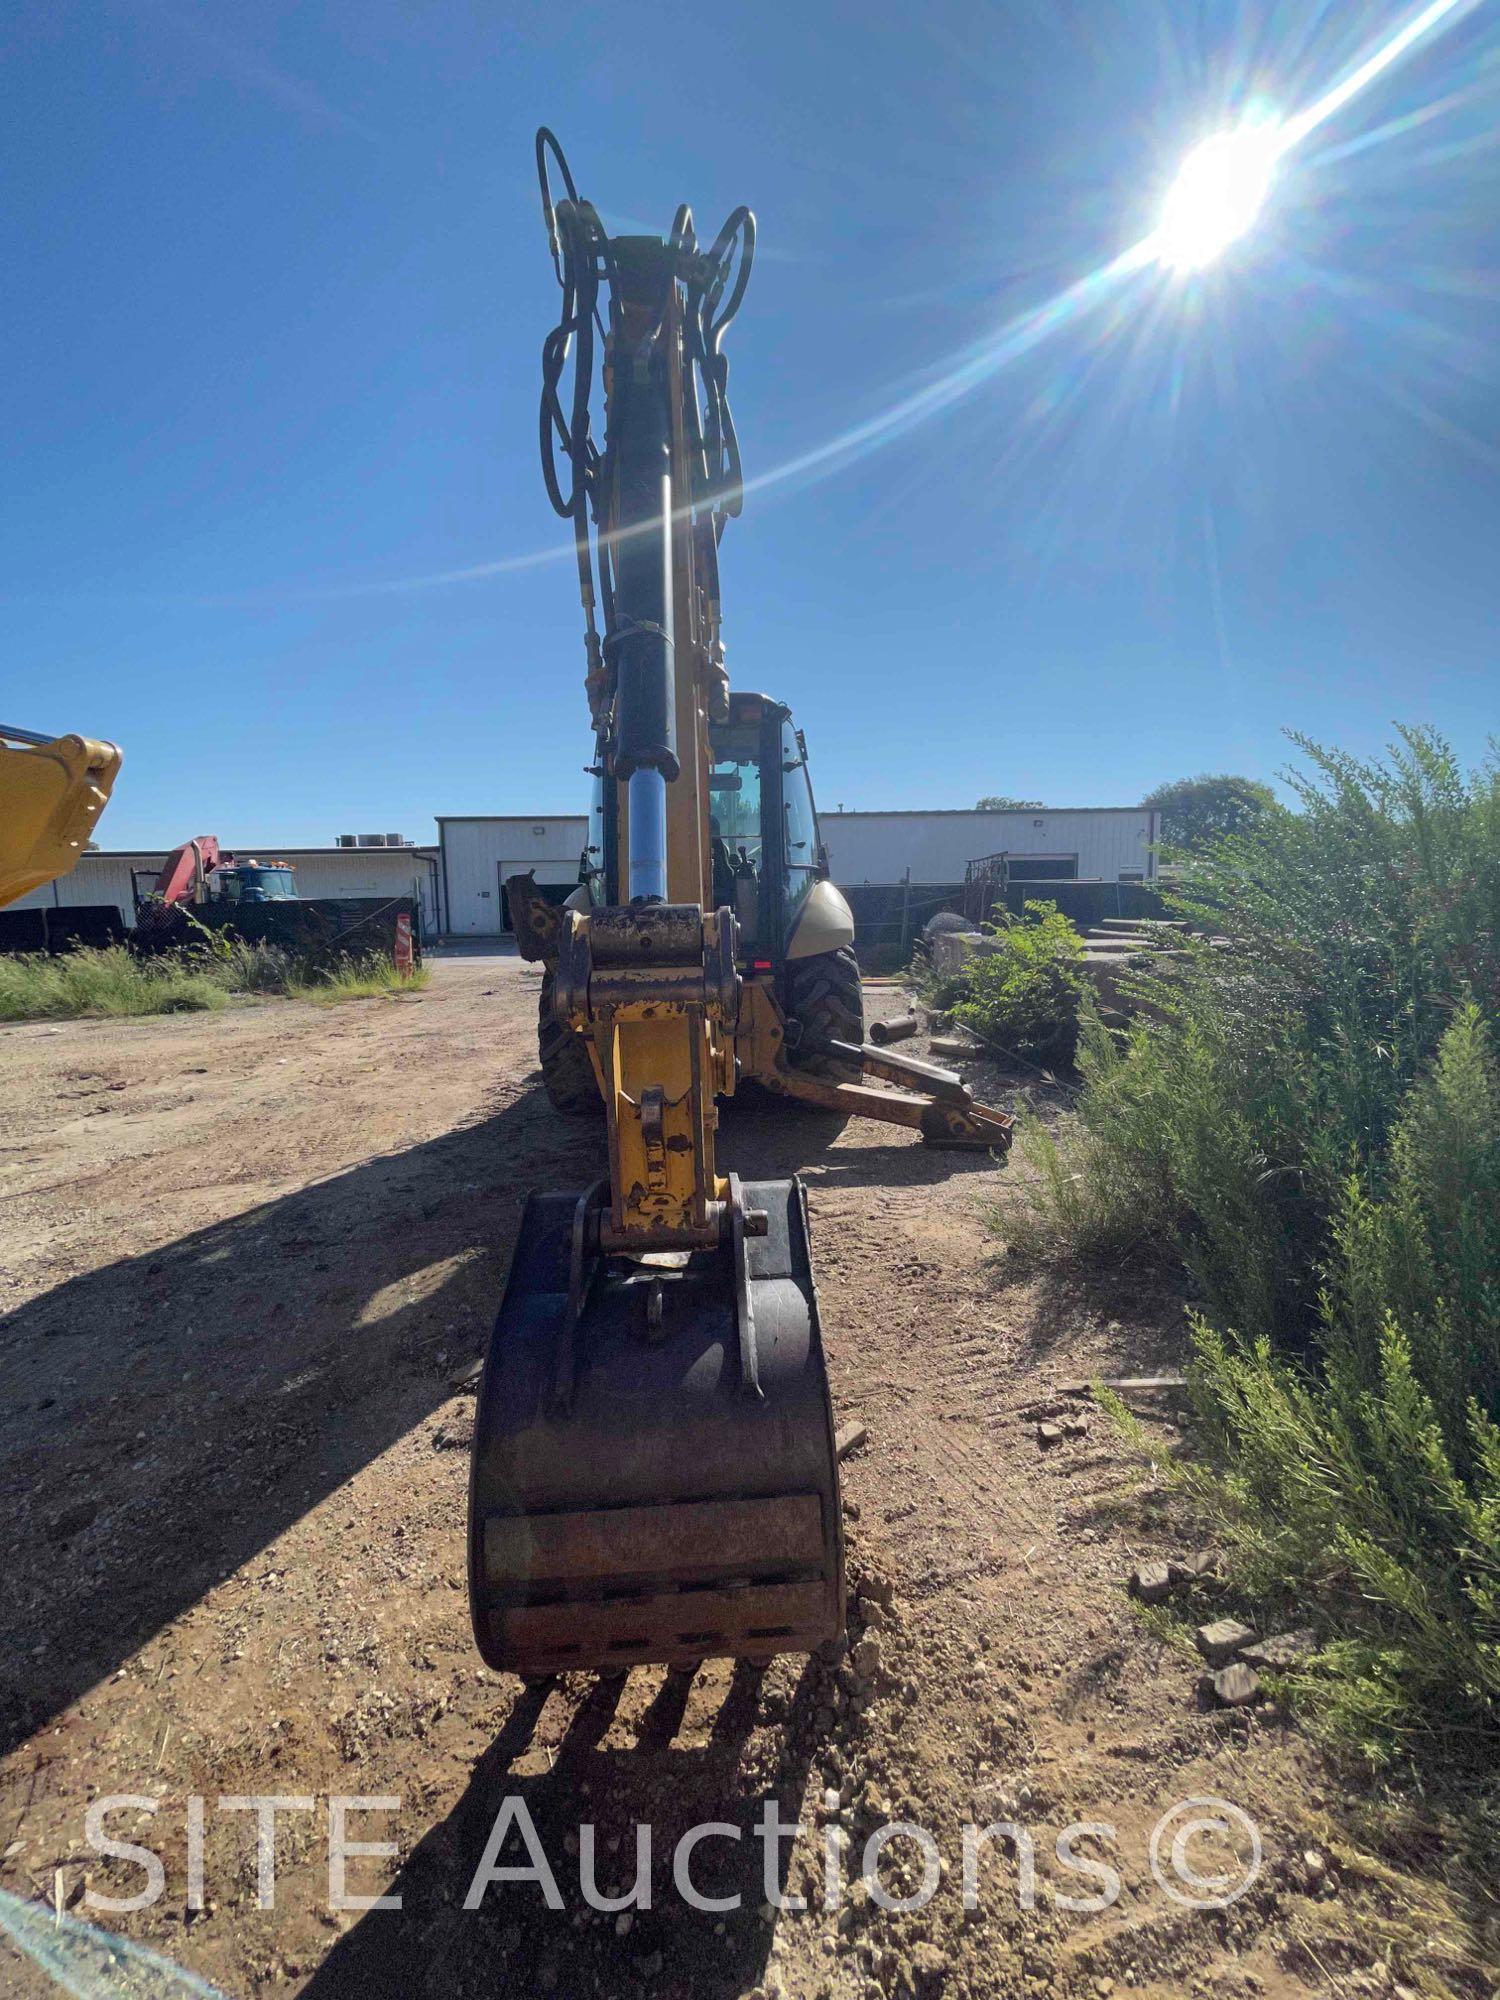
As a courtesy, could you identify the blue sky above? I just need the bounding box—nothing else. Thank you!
[2,0,1496,847]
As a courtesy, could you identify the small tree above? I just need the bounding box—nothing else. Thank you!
[975,795,1043,810]
[1143,773,1275,852]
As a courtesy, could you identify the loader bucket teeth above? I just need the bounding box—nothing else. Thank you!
[468,1178,845,1675]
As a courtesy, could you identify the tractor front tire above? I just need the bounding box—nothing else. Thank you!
[537,970,601,1115]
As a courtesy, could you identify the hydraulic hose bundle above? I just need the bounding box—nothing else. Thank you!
[534,128,754,762]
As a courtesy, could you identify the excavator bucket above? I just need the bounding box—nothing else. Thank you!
[469,1177,844,1675]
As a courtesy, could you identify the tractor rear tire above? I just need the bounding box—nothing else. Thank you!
[537,970,601,1115]
[785,945,865,1100]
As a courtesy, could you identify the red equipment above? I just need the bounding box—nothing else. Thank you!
[152,836,223,908]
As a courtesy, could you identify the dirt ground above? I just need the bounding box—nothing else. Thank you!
[0,954,1484,1999]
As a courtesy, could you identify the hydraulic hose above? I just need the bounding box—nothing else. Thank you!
[531,129,754,853]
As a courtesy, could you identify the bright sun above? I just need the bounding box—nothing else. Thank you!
[1156,123,1282,270]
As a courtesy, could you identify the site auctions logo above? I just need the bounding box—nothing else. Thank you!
[81,1793,1263,1918]
[1149,1797,1263,1910]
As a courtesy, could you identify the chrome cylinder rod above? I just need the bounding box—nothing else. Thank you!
[627,767,669,902]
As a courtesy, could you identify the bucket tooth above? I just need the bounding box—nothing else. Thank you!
[468,1178,845,1675]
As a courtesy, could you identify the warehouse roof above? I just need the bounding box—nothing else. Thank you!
[82,845,437,857]
[822,806,1153,817]
[435,807,1150,821]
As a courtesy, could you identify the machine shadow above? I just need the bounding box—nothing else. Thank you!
[302,1656,824,2000]
[0,1079,600,1755]
[1,1067,966,1757]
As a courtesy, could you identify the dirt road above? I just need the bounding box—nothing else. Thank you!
[0,955,1466,1999]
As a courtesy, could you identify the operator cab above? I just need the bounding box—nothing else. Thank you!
[581,692,828,972]
[706,693,825,965]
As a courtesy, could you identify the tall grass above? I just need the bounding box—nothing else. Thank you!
[1006,729,1500,1757]
[0,947,228,1021]
[0,942,427,1023]
[287,955,431,1004]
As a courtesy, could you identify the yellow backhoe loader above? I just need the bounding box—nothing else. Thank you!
[467,134,1014,1681]
[0,724,122,910]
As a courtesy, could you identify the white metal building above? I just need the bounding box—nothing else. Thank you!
[429,804,1158,937]
[12,846,442,932]
[437,815,589,936]
[820,807,1158,886]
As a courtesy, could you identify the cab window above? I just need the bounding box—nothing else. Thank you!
[781,719,819,912]
[707,723,763,856]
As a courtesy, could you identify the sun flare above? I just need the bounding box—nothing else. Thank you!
[1155,123,1283,270]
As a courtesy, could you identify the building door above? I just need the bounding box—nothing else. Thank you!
[497,862,579,933]
[1005,855,1079,880]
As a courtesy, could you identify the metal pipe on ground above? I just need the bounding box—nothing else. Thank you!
[869,1013,919,1045]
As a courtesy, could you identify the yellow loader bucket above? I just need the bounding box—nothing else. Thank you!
[468,1177,845,1676]
[0,730,122,909]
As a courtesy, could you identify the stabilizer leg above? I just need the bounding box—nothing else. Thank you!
[766,1038,1015,1151]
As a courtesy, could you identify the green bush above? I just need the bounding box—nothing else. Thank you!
[1007,729,1500,1755]
[1188,1006,1500,1755]
[1003,1010,1183,1266]
[950,901,1086,1061]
